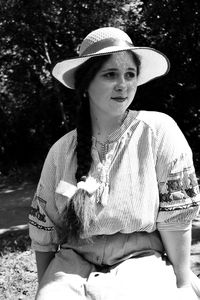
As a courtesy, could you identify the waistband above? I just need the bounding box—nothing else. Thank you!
[61,230,164,266]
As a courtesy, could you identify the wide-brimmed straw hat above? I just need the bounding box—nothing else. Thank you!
[52,27,170,89]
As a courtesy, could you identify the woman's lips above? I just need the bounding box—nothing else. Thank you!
[111,97,127,102]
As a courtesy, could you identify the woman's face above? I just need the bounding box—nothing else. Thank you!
[88,51,138,117]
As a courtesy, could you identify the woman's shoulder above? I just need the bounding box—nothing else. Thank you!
[134,110,177,133]
[136,110,175,125]
[134,110,191,154]
[49,129,77,155]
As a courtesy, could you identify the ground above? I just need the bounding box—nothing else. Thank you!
[0,180,37,300]
[0,179,200,299]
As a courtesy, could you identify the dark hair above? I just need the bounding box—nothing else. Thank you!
[74,55,112,182]
[58,51,140,243]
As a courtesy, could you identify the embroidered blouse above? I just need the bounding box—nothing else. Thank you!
[29,110,200,252]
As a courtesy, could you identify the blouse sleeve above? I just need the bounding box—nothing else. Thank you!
[29,148,60,252]
[156,114,200,231]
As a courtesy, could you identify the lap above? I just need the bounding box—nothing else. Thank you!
[36,250,199,300]
[86,253,177,300]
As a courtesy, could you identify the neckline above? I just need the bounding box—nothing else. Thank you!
[92,110,139,145]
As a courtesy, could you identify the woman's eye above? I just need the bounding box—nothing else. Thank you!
[126,72,136,79]
[103,72,116,79]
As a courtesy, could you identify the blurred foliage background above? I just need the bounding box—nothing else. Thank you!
[0,0,199,178]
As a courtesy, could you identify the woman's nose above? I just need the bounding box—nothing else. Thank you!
[115,76,126,91]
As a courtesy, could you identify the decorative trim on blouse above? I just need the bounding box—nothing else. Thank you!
[29,219,54,231]
[159,170,200,212]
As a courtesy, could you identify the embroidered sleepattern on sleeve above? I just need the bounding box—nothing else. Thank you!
[155,114,200,231]
[29,148,59,252]
[29,130,77,252]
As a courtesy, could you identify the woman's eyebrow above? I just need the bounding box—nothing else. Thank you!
[101,68,118,72]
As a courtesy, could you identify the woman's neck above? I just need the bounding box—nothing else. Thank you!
[91,110,128,142]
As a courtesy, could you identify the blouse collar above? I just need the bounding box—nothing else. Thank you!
[92,110,139,145]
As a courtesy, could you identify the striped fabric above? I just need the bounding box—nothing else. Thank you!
[29,110,200,252]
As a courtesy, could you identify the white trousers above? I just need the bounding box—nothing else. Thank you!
[36,250,200,300]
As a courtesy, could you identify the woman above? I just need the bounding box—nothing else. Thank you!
[29,27,200,299]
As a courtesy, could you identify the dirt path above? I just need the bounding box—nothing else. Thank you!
[0,180,200,275]
[0,181,36,232]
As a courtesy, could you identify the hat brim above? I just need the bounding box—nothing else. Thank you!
[52,46,170,89]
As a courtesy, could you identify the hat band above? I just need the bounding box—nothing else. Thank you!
[80,38,134,57]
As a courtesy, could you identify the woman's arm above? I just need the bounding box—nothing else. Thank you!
[159,228,192,288]
[35,251,55,284]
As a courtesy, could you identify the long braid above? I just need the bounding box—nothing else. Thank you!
[57,95,93,243]
[57,97,93,242]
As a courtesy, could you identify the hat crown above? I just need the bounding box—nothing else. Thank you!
[79,27,132,56]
